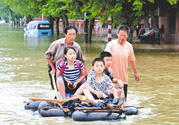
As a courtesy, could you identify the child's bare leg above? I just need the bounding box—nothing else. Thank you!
[73,83,86,96]
[120,88,126,106]
[119,88,125,99]
[83,89,95,101]
[108,88,118,99]
[117,89,121,97]
[57,77,66,99]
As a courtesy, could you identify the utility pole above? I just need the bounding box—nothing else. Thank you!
[108,17,112,42]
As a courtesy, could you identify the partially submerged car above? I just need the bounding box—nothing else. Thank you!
[24,20,52,37]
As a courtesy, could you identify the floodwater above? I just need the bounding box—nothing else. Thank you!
[0,24,179,125]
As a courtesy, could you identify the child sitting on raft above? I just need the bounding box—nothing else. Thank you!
[56,46,86,99]
[99,51,125,99]
[73,52,125,99]
[83,57,119,103]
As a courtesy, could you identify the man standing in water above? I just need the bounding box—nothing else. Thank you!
[105,25,140,100]
[45,25,87,90]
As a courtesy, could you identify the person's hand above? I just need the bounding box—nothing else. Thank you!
[50,69,56,75]
[135,73,140,81]
[118,80,124,88]
[66,80,72,86]
[66,80,74,89]
[96,91,105,98]
[73,82,78,89]
[108,68,114,75]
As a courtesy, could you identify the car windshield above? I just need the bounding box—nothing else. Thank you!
[38,24,51,29]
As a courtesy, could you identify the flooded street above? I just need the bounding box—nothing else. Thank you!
[0,24,179,125]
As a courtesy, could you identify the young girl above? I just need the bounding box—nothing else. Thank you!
[56,46,85,99]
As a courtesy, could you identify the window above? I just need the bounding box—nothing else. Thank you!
[38,24,51,29]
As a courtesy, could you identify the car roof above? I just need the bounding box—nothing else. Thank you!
[28,20,50,25]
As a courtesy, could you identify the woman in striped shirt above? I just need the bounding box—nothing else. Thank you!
[56,47,86,99]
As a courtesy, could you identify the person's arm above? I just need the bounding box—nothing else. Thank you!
[111,87,118,99]
[73,68,86,88]
[130,60,140,81]
[75,44,88,76]
[45,41,57,75]
[47,58,56,75]
[56,69,62,78]
[112,78,124,88]
[82,61,88,77]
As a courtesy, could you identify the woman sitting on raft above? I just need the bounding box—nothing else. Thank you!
[56,46,86,99]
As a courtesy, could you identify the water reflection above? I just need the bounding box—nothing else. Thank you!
[133,44,179,52]
[0,24,179,124]
[24,36,53,47]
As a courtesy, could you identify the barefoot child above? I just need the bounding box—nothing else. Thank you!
[83,58,119,103]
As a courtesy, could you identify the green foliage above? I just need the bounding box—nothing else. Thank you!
[0,2,10,21]
[1,0,179,27]
[2,0,40,18]
[167,0,179,5]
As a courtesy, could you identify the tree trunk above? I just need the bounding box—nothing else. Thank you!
[27,15,32,23]
[56,18,60,37]
[64,14,69,26]
[62,17,65,31]
[127,26,134,43]
[88,18,95,43]
[84,18,88,43]
[49,16,54,35]
[62,13,69,30]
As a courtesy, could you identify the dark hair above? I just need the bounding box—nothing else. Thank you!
[92,57,105,66]
[117,25,130,34]
[100,51,112,60]
[64,46,76,55]
[64,25,78,34]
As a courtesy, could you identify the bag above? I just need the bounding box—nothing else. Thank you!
[56,58,81,76]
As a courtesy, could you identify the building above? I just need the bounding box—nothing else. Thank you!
[143,8,179,44]
[158,8,179,44]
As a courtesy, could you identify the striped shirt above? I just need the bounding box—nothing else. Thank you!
[57,60,84,84]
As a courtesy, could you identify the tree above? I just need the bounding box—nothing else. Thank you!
[64,0,178,42]
[0,2,11,22]
[1,0,41,25]
[1,0,178,41]
[39,0,69,36]
[63,0,105,43]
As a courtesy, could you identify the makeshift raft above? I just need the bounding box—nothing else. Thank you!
[24,99,139,121]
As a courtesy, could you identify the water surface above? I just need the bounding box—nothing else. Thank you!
[0,24,179,125]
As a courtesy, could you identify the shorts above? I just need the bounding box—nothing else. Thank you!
[58,76,83,94]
